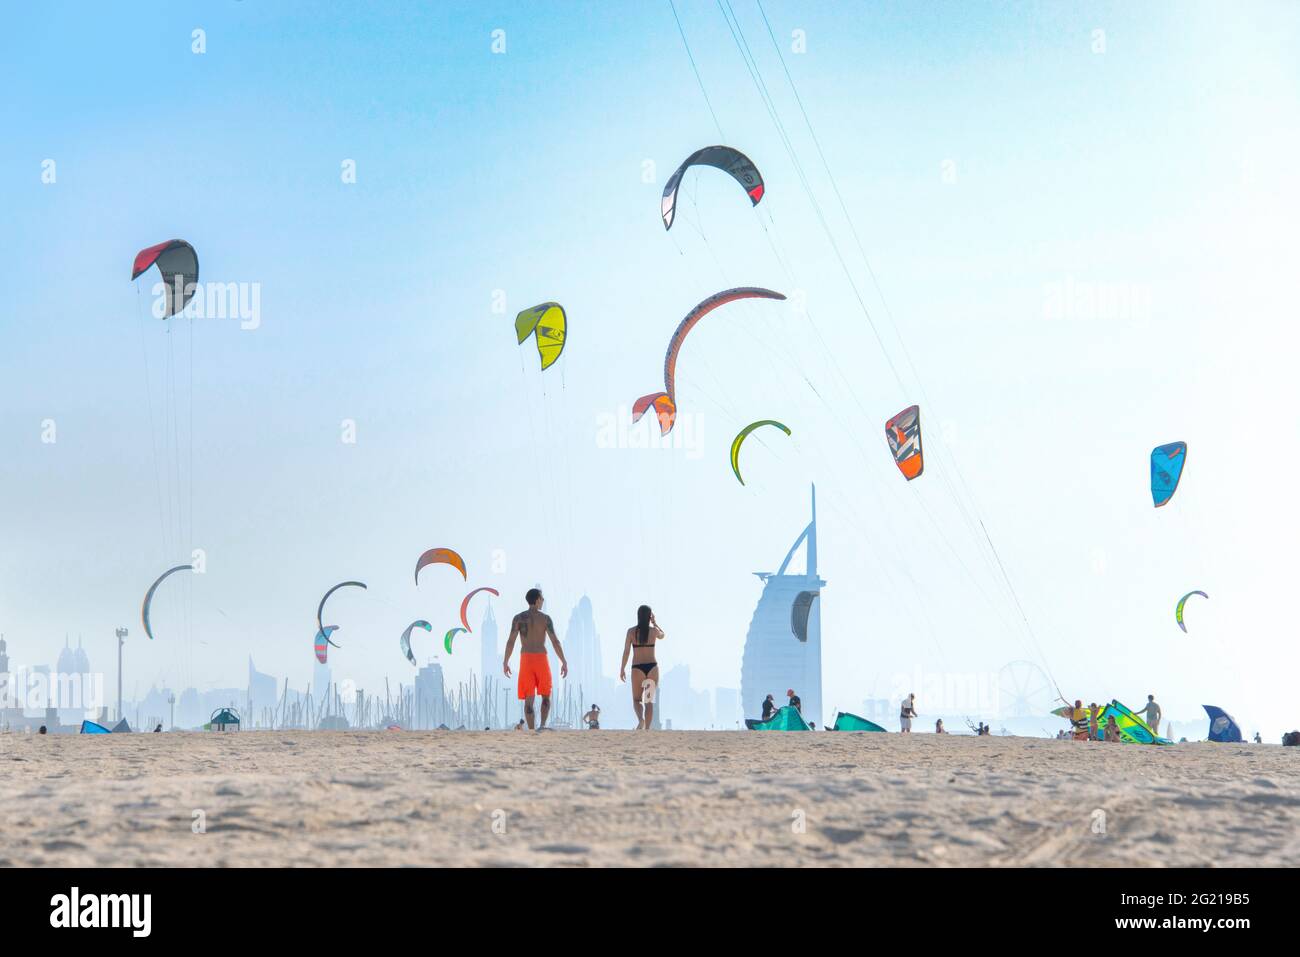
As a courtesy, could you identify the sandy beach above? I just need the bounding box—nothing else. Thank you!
[2,730,1296,867]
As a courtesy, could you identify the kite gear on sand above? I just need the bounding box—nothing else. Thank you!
[831,711,886,732]
[1203,705,1243,743]
[745,706,810,731]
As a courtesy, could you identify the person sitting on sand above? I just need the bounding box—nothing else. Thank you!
[514,719,526,731]
[761,694,777,721]
[153,723,162,733]
[935,718,947,734]
[502,587,569,731]
[619,605,664,730]
[787,688,802,713]
[582,704,601,730]
[900,693,917,733]
[1103,715,1122,742]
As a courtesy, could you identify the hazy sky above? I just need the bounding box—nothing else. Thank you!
[2,1,1297,733]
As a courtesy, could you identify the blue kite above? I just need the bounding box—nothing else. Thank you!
[1151,441,1187,507]
[1203,705,1243,743]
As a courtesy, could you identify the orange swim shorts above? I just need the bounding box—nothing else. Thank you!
[517,653,553,699]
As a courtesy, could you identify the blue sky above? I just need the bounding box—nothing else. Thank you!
[2,1,1298,733]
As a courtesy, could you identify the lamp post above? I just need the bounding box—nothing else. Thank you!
[167,692,175,731]
[115,627,128,722]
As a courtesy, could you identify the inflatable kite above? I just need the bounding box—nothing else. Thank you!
[141,564,194,640]
[415,548,467,586]
[459,587,500,632]
[316,581,366,640]
[131,240,199,317]
[885,405,924,480]
[1203,704,1243,743]
[1151,441,1187,507]
[400,620,432,666]
[790,590,818,643]
[444,627,468,654]
[730,420,791,485]
[661,146,765,230]
[515,302,567,370]
[314,626,338,664]
[1176,590,1208,633]
[633,287,786,435]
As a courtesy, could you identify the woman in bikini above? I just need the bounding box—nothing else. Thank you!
[620,605,664,730]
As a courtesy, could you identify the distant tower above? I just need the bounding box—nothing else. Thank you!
[564,596,601,700]
[740,484,825,725]
[478,603,499,684]
[415,661,447,728]
[0,636,9,706]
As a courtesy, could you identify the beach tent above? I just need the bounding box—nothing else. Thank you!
[1097,700,1174,745]
[745,706,810,731]
[111,718,131,733]
[209,708,240,731]
[1202,705,1243,743]
[831,711,886,732]
[79,720,110,734]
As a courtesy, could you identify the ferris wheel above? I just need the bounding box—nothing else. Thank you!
[997,660,1056,718]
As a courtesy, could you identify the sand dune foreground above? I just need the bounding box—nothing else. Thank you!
[2,730,1296,867]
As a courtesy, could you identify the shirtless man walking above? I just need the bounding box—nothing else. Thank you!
[502,588,568,730]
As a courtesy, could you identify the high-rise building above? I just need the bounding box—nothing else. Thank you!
[564,595,602,702]
[714,687,742,729]
[248,656,279,720]
[740,485,826,726]
[478,603,499,683]
[415,661,447,728]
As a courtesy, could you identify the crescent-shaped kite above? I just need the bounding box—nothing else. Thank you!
[316,581,367,639]
[131,239,199,317]
[459,587,500,632]
[444,627,468,654]
[314,626,339,664]
[730,420,791,485]
[661,146,765,231]
[515,302,567,370]
[400,620,433,666]
[1175,590,1208,633]
[791,590,819,643]
[415,547,467,586]
[142,564,194,640]
[632,287,786,435]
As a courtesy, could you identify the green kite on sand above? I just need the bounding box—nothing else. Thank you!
[745,706,810,731]
[831,711,887,732]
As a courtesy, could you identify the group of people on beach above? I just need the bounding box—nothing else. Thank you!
[502,588,665,732]
[1064,694,1163,742]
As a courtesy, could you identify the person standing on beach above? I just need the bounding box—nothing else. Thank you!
[787,688,802,714]
[502,588,568,731]
[761,694,777,721]
[1088,702,1100,740]
[1070,700,1091,741]
[619,605,664,729]
[900,693,917,733]
[1137,694,1162,732]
